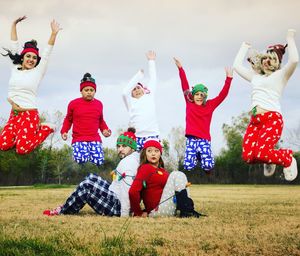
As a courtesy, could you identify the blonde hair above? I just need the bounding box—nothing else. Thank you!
[247,50,280,75]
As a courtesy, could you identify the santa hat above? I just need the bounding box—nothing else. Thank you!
[117,128,137,150]
[143,138,163,153]
[267,44,287,63]
[80,73,97,91]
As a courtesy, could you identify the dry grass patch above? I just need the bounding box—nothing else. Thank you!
[0,185,299,255]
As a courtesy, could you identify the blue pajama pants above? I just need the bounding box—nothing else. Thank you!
[184,136,215,171]
[136,135,159,152]
[72,141,104,166]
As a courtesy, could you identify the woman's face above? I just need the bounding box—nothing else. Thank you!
[131,85,144,99]
[146,146,161,167]
[261,52,280,74]
[21,52,38,70]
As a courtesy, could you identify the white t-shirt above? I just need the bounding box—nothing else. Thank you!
[109,151,140,216]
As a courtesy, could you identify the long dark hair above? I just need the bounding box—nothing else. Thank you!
[2,40,41,66]
[139,148,164,169]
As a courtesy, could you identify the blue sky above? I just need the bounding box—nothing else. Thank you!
[0,0,299,154]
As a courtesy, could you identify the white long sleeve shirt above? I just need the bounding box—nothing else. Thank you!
[122,60,160,137]
[109,151,140,217]
[7,40,53,109]
[233,32,298,114]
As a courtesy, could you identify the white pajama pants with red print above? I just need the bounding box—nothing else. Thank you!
[0,110,53,154]
[242,111,292,168]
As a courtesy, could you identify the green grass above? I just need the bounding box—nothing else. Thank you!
[0,184,299,255]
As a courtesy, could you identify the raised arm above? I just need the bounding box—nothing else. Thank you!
[282,29,299,81]
[209,67,233,109]
[146,50,157,93]
[174,57,192,102]
[48,20,62,46]
[10,16,26,54]
[11,16,26,41]
[122,69,144,110]
[233,42,255,82]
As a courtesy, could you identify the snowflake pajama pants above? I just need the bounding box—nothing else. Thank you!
[0,110,53,154]
[136,135,159,152]
[184,136,215,171]
[72,141,104,166]
[60,173,121,216]
[149,171,188,217]
[242,111,292,167]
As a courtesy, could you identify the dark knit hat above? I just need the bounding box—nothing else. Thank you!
[267,44,287,63]
[117,127,137,150]
[80,73,97,91]
[143,138,163,153]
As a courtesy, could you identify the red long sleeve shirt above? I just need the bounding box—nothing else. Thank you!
[179,67,233,141]
[129,164,169,216]
[60,97,109,144]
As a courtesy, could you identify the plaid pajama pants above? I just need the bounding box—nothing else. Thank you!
[60,173,121,216]
[0,110,53,154]
[242,111,292,167]
[184,136,215,171]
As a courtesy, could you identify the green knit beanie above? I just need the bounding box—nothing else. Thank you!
[192,84,208,96]
[116,130,137,150]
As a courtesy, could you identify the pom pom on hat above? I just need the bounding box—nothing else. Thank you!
[116,127,137,150]
[143,138,163,153]
[267,44,287,63]
[80,73,97,91]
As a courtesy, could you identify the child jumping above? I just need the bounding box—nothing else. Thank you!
[122,50,160,151]
[233,29,298,181]
[174,58,233,173]
[0,16,61,154]
[60,73,111,166]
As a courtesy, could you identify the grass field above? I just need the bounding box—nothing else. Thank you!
[0,184,299,256]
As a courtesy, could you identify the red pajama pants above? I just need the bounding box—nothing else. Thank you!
[242,111,292,168]
[0,110,53,155]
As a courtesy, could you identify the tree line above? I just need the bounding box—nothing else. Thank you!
[0,112,299,185]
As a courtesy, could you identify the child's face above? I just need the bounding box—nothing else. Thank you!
[146,146,161,167]
[21,52,38,70]
[131,85,144,99]
[193,91,206,105]
[81,86,96,101]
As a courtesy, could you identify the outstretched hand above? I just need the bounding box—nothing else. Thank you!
[102,129,111,138]
[146,50,156,60]
[173,57,182,68]
[225,67,233,78]
[13,16,27,25]
[61,133,68,141]
[50,19,62,34]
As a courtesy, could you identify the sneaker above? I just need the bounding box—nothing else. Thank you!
[264,163,276,177]
[40,122,56,132]
[283,157,298,181]
[43,205,62,216]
